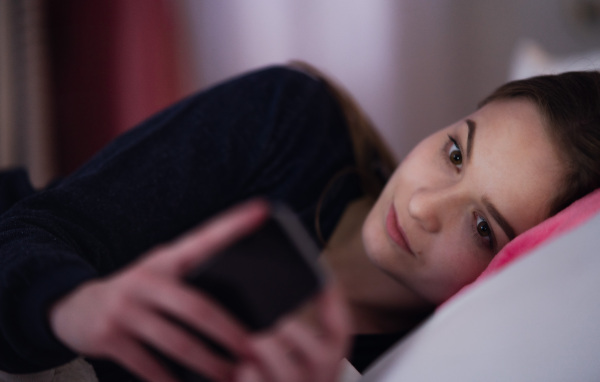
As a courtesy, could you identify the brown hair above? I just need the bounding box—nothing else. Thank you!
[479,71,600,216]
[288,61,397,198]
[287,62,398,244]
[289,61,398,198]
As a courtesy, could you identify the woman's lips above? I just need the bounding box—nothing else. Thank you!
[386,205,415,256]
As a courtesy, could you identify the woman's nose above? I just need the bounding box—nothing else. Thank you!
[408,186,459,233]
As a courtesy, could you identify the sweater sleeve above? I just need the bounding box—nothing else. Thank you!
[0,66,358,372]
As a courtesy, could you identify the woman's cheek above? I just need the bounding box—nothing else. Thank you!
[421,241,490,297]
[441,248,491,288]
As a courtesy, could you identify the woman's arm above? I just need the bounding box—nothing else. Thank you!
[48,200,267,381]
[49,200,349,382]
[0,66,357,373]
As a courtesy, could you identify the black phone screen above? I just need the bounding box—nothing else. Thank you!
[185,203,326,332]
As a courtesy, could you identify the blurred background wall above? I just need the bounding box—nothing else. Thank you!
[2,0,600,186]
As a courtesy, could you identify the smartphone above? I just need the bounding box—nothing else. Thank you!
[162,203,327,381]
[185,202,326,331]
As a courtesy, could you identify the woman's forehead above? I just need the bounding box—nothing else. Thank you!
[465,99,565,233]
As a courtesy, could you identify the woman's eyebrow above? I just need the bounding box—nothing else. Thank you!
[483,196,517,240]
[466,118,517,241]
[465,119,476,160]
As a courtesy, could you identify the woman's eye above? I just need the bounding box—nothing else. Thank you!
[476,216,491,237]
[448,138,462,167]
[474,214,495,252]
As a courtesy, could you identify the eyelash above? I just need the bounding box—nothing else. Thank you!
[446,135,463,171]
[473,213,496,252]
[444,135,496,252]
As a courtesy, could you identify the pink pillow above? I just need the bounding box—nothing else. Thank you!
[450,188,600,302]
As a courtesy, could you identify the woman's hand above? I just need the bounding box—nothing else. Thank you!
[49,200,269,382]
[236,284,350,382]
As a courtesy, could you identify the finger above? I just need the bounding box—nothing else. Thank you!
[137,276,251,358]
[122,303,234,382]
[106,336,178,382]
[234,363,264,382]
[249,332,304,382]
[277,306,349,382]
[150,199,269,275]
[317,284,350,353]
[276,319,329,382]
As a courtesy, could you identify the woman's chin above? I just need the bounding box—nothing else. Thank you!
[361,212,387,262]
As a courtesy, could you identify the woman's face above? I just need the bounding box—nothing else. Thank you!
[362,99,565,304]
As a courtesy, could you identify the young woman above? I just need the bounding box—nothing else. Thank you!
[0,64,599,382]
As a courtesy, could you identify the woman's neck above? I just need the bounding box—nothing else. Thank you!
[321,197,433,334]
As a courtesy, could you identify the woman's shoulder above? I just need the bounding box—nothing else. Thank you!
[0,168,36,216]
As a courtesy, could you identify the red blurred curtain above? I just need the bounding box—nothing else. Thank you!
[46,0,183,175]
